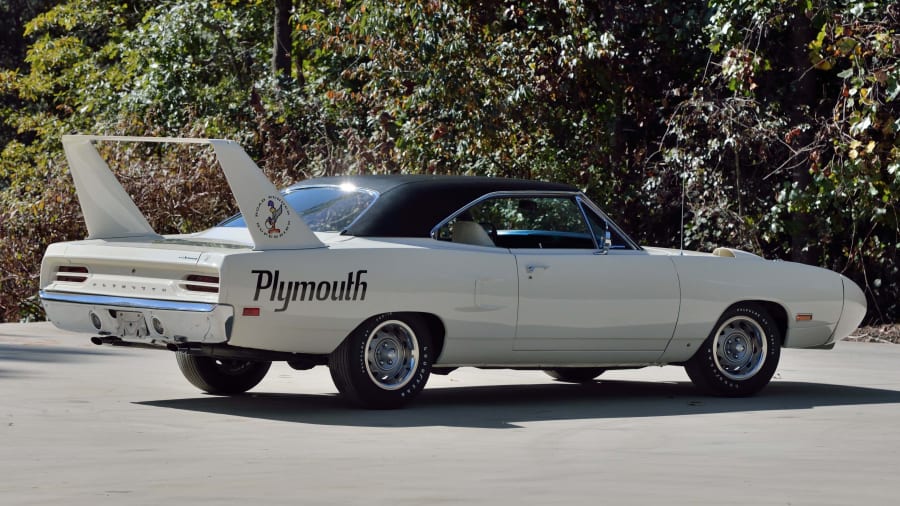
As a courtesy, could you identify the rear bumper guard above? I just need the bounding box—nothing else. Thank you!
[40,290,232,345]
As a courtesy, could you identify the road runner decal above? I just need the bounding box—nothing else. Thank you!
[252,269,368,312]
[254,195,292,239]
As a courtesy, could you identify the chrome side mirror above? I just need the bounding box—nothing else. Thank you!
[595,228,612,255]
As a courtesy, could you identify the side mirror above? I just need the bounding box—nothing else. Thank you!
[594,224,611,255]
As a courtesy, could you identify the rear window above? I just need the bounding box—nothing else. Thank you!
[220,185,378,232]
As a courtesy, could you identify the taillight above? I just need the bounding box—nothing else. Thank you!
[183,274,219,293]
[57,266,89,283]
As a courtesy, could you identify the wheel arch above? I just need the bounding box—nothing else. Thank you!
[683,300,785,396]
[399,311,446,363]
[339,311,446,362]
[328,311,444,408]
[723,300,788,345]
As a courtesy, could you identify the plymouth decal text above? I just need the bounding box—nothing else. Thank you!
[252,269,368,312]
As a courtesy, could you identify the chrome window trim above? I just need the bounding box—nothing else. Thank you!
[39,290,218,313]
[574,195,601,250]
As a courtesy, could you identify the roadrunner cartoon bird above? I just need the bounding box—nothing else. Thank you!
[266,199,283,234]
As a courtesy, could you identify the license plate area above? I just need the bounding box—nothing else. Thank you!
[115,310,149,338]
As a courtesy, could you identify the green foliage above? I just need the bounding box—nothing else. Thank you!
[0,0,58,149]
[116,0,270,130]
[295,0,709,238]
[0,0,898,323]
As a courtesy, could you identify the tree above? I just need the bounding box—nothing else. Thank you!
[273,0,294,84]
[656,1,900,321]
[0,0,897,323]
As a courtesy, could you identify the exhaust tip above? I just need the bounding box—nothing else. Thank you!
[90,336,103,346]
[89,311,102,330]
[151,316,165,335]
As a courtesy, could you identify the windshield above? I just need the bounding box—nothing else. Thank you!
[219,185,378,232]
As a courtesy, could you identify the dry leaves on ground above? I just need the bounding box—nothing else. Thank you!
[845,324,900,344]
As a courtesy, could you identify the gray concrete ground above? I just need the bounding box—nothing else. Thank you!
[2,322,900,505]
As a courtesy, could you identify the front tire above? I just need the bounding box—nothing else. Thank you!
[329,313,433,409]
[684,304,781,397]
[175,352,271,395]
[544,368,606,383]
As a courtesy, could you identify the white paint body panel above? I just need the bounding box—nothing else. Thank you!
[219,239,520,360]
[660,252,846,362]
[513,250,679,363]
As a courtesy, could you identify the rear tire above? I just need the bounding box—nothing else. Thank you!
[175,352,271,395]
[329,313,433,409]
[684,304,781,397]
[544,368,606,383]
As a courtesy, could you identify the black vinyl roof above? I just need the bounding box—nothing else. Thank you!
[293,175,578,237]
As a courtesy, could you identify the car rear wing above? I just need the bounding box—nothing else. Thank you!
[61,135,324,250]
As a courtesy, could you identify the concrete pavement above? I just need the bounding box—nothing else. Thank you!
[2,322,900,505]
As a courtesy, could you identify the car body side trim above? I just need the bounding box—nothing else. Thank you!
[39,290,217,313]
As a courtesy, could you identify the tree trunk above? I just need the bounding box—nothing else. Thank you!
[788,9,819,265]
[272,0,292,83]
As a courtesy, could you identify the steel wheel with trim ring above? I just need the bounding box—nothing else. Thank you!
[175,352,271,395]
[329,313,433,409]
[684,304,781,397]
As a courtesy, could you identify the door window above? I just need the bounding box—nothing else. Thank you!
[437,196,597,249]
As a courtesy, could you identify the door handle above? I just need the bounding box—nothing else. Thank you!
[525,264,549,274]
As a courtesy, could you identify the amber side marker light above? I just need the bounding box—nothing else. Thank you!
[796,313,813,322]
[57,265,88,283]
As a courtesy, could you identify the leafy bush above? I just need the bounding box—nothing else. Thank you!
[1,0,898,323]
[654,1,900,322]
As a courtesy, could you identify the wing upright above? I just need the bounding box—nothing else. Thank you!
[61,135,325,250]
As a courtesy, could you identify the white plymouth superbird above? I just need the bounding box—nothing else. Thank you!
[39,136,867,408]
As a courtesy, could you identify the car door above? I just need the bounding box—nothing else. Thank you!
[462,194,680,359]
[515,248,680,357]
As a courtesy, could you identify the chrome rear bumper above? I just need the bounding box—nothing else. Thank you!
[40,290,232,345]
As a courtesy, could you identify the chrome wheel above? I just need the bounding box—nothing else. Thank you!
[712,315,768,381]
[364,320,420,391]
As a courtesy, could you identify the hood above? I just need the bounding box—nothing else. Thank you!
[643,246,764,260]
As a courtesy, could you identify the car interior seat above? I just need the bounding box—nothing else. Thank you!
[452,220,495,246]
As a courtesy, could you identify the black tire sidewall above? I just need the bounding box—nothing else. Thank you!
[339,313,433,408]
[176,352,271,395]
[686,305,781,397]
